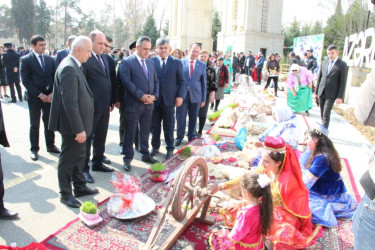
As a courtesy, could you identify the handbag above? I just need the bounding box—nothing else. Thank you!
[354,68,375,127]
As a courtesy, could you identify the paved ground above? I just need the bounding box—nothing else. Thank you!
[0,83,372,247]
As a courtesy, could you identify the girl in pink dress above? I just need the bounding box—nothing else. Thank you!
[209,172,273,250]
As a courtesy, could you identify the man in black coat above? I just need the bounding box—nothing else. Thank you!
[81,30,115,183]
[244,51,255,76]
[314,45,348,128]
[55,35,76,67]
[231,52,239,82]
[1,43,22,103]
[306,49,317,73]
[49,36,98,208]
[20,35,60,161]
[0,102,18,219]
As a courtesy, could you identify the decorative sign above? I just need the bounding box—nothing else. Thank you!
[343,28,374,68]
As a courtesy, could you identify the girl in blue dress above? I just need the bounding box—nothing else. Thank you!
[299,123,358,227]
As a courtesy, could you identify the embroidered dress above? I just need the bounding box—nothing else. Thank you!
[286,67,314,112]
[210,205,264,250]
[299,150,358,227]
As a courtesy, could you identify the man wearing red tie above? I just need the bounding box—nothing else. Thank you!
[175,43,207,146]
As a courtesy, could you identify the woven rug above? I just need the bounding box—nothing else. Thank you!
[41,139,358,250]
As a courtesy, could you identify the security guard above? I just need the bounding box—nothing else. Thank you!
[1,43,22,103]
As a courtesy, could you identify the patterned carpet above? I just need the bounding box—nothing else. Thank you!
[40,139,358,250]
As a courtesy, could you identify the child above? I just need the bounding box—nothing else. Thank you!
[209,172,273,249]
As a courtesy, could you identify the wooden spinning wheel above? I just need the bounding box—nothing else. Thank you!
[144,156,218,250]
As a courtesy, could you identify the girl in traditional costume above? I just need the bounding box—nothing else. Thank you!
[217,136,322,249]
[299,123,358,227]
[209,172,273,250]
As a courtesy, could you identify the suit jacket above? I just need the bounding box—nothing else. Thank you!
[82,53,112,113]
[1,49,21,84]
[246,55,255,69]
[55,48,69,67]
[119,54,159,112]
[182,58,207,103]
[151,55,185,107]
[0,102,9,148]
[316,58,348,100]
[104,53,120,104]
[20,52,56,102]
[49,56,94,136]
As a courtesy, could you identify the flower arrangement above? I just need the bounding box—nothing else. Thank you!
[149,162,168,182]
[79,201,102,227]
[178,146,192,160]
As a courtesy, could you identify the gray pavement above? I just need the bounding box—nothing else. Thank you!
[0,83,371,247]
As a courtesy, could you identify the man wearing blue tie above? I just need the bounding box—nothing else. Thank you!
[150,38,185,159]
[119,36,159,172]
[175,43,207,146]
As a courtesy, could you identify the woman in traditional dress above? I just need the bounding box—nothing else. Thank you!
[259,104,301,149]
[217,136,322,249]
[223,53,233,94]
[287,64,314,116]
[197,50,217,137]
[211,57,228,111]
[299,123,358,227]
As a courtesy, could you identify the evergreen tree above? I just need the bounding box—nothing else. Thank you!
[11,0,35,44]
[59,0,82,42]
[311,21,323,35]
[211,10,221,51]
[0,4,15,38]
[162,20,169,36]
[139,15,159,48]
[35,0,52,38]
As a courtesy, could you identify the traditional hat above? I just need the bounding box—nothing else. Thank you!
[3,43,12,48]
[129,41,136,51]
[311,122,329,137]
[264,136,286,153]
[290,63,300,72]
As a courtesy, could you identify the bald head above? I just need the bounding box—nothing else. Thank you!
[71,36,92,63]
[88,29,105,55]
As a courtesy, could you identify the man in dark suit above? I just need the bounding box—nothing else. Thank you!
[1,43,22,103]
[81,30,115,183]
[150,38,185,159]
[175,43,207,146]
[49,36,98,208]
[55,35,76,67]
[315,45,348,128]
[119,36,159,172]
[20,35,60,161]
[244,51,255,76]
[0,102,18,219]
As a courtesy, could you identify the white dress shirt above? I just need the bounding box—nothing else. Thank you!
[69,55,81,67]
[135,52,148,72]
[33,51,45,69]
[157,55,168,68]
[188,59,197,76]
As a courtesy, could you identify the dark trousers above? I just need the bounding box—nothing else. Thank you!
[232,67,237,82]
[245,67,252,76]
[319,93,335,128]
[28,100,55,152]
[58,135,87,197]
[151,97,175,152]
[9,82,22,101]
[265,76,279,95]
[176,92,200,142]
[123,107,153,163]
[119,103,125,146]
[0,152,4,212]
[84,111,109,172]
[256,67,263,84]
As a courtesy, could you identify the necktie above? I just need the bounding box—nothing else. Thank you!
[39,55,45,72]
[327,60,334,75]
[190,60,194,77]
[96,55,106,74]
[162,58,166,71]
[141,59,148,79]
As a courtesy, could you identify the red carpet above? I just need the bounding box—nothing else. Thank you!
[39,139,358,250]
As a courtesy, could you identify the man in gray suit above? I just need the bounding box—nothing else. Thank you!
[314,45,348,128]
[49,36,99,208]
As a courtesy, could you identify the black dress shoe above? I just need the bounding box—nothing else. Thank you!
[4,94,9,98]
[74,187,99,198]
[305,111,310,116]
[142,156,159,164]
[166,150,173,159]
[175,140,182,147]
[30,151,38,161]
[150,148,159,157]
[60,196,81,208]
[47,146,61,153]
[123,162,132,172]
[197,132,202,138]
[8,99,16,103]
[92,164,114,172]
[0,209,18,219]
[83,171,94,183]
[102,155,111,164]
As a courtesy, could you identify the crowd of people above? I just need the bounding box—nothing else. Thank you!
[0,29,367,250]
